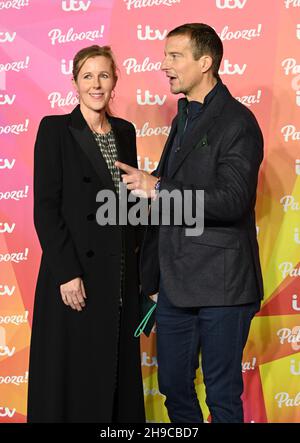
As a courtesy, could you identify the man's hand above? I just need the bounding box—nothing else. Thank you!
[115,161,158,198]
[60,277,87,311]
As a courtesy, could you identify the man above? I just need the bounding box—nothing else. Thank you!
[115,23,264,423]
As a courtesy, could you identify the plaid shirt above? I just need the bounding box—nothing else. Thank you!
[92,130,124,306]
[92,129,121,194]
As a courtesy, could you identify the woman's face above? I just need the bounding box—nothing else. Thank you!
[74,55,115,114]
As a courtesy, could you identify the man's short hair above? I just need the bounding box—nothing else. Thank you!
[167,23,223,79]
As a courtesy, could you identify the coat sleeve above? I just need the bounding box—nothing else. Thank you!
[158,119,264,223]
[34,117,83,285]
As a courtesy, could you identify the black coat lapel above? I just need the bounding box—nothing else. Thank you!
[168,110,217,178]
[108,116,133,166]
[68,105,115,191]
[165,84,232,178]
[156,118,177,176]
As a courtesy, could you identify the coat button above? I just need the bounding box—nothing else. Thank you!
[175,146,181,152]
[83,176,91,183]
[87,213,95,221]
[86,250,94,258]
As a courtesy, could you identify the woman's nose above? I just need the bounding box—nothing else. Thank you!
[93,77,101,88]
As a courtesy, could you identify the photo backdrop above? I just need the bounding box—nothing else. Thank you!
[0,0,300,423]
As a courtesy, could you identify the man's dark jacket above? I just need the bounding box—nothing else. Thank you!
[140,82,264,307]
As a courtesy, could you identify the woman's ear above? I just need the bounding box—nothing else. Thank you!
[72,78,79,97]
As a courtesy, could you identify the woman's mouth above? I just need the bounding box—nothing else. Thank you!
[89,93,104,100]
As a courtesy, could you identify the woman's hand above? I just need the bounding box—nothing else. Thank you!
[60,277,87,311]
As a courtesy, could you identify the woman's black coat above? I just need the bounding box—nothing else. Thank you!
[27,105,145,423]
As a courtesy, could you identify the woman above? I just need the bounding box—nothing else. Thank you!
[27,45,145,423]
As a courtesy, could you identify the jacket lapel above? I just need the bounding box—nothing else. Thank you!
[108,117,132,166]
[168,110,217,178]
[164,84,232,178]
[156,118,177,176]
[68,105,115,191]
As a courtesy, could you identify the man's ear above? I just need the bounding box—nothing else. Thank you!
[113,77,118,90]
[199,55,213,73]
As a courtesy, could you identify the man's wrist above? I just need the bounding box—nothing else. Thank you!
[154,177,161,191]
[152,177,161,200]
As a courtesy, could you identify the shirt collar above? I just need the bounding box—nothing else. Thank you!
[177,80,221,118]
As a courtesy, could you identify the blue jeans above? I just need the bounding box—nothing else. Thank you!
[156,281,260,423]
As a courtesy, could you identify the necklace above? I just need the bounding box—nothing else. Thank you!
[90,119,111,135]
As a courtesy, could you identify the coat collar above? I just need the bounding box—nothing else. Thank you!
[157,83,232,178]
[68,105,129,189]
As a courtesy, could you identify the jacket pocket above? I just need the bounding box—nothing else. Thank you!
[190,230,240,249]
[190,230,243,291]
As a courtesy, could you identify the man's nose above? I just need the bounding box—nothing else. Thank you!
[161,57,169,71]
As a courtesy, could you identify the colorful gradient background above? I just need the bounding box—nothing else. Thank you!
[0,0,300,423]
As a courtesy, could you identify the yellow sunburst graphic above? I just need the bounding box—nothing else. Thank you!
[260,352,300,423]
[0,234,30,422]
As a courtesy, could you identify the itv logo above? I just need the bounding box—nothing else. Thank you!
[216,0,248,9]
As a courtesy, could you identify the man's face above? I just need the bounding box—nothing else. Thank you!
[161,35,204,98]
